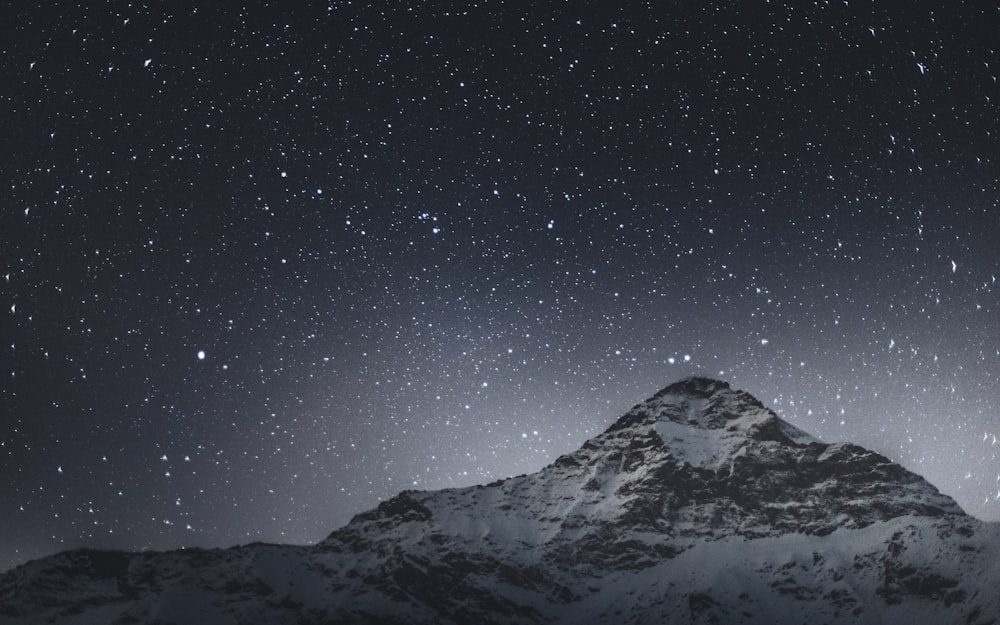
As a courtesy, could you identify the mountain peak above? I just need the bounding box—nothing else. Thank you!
[656,376,732,398]
[587,378,962,531]
[647,380,818,469]
[609,377,816,449]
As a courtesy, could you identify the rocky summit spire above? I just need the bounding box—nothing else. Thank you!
[657,375,732,398]
[1,379,995,625]
[609,376,811,440]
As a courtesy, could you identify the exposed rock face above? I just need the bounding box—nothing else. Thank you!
[2,378,998,624]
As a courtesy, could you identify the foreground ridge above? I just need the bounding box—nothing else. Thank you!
[2,378,998,625]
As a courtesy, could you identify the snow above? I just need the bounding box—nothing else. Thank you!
[648,385,817,470]
[655,417,743,469]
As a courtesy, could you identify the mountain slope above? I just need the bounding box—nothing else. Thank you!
[2,377,998,624]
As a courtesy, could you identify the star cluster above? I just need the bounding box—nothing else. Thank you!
[3,1,999,572]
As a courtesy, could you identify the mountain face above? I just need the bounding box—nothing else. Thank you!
[3,377,999,625]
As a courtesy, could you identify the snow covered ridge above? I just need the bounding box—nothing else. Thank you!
[3,377,999,624]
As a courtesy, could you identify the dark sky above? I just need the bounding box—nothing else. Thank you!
[3,0,999,572]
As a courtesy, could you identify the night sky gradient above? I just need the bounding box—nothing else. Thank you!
[3,1,1000,572]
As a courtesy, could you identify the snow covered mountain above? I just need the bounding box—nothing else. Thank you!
[3,377,999,624]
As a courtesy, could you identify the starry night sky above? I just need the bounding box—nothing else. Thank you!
[3,1,999,572]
